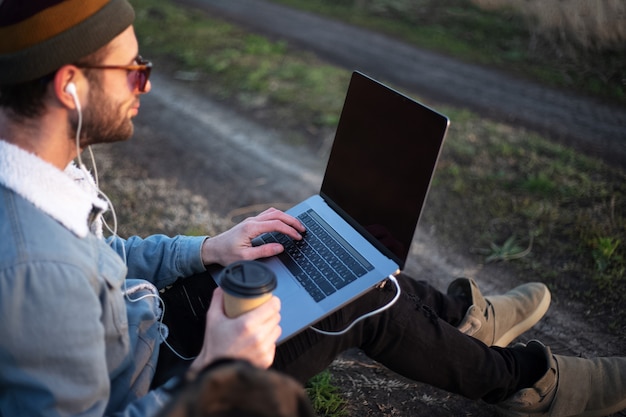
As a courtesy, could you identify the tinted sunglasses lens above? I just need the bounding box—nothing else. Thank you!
[134,56,152,92]
[136,67,151,92]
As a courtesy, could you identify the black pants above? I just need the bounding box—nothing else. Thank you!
[154,271,536,403]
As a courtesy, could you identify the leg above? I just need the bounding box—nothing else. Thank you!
[273,274,539,402]
[275,275,626,415]
[153,271,547,399]
[394,272,470,325]
[390,273,552,347]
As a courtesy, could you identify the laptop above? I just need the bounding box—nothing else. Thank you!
[214,71,450,343]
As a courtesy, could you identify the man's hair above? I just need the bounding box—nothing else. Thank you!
[0,45,109,121]
[0,75,53,121]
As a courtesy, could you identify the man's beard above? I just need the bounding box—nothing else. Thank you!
[71,85,135,148]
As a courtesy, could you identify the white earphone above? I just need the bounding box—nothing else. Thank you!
[65,82,81,111]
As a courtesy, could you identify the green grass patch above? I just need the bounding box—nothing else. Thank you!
[306,370,349,417]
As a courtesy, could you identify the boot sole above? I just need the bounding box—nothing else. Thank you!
[493,285,551,348]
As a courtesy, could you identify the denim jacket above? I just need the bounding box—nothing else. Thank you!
[0,140,207,416]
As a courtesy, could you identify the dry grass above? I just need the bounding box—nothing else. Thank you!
[94,144,229,239]
[471,0,626,50]
[269,0,625,101]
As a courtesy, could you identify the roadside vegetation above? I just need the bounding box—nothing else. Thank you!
[126,1,625,413]
[270,0,626,104]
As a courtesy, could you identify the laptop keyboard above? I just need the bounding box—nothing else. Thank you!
[258,209,373,302]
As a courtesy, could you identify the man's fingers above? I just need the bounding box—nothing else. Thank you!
[254,208,305,233]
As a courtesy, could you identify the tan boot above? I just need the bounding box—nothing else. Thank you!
[447,278,551,347]
[496,340,626,417]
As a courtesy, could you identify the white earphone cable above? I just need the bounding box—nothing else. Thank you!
[308,275,401,336]
[70,89,192,359]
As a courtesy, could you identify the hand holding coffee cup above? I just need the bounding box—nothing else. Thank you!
[220,261,278,318]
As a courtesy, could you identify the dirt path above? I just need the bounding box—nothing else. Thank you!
[176,0,626,168]
[108,71,625,416]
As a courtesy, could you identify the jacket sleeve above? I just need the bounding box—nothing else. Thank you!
[107,234,207,289]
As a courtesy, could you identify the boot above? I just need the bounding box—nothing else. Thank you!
[496,340,626,417]
[447,278,551,347]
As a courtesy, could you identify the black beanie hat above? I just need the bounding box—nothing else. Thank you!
[0,0,135,85]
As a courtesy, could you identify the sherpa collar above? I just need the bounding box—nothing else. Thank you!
[0,139,107,238]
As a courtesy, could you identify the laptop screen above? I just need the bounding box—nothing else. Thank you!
[320,72,449,269]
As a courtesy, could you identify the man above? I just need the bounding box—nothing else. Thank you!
[0,1,624,416]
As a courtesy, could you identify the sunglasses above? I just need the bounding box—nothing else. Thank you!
[76,55,152,92]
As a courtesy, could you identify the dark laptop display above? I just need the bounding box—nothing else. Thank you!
[321,72,449,268]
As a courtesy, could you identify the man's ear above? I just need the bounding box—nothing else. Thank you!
[52,66,83,111]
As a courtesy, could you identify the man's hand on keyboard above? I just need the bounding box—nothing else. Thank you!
[201,207,306,266]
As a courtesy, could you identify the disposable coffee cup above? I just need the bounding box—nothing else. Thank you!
[220,260,277,318]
